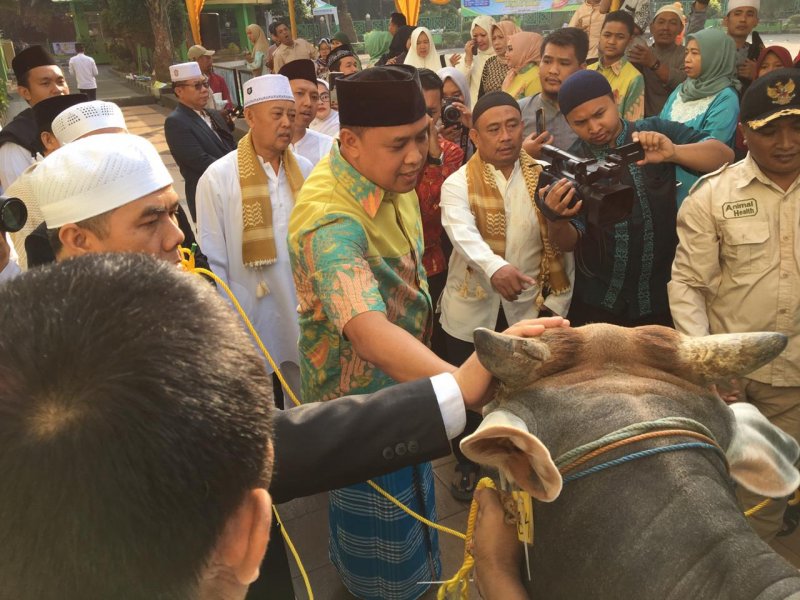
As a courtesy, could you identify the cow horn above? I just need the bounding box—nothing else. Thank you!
[679,332,788,383]
[473,328,551,390]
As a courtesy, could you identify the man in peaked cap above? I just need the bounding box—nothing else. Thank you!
[287,64,452,600]
[188,44,234,113]
[671,68,800,551]
[279,58,333,166]
[0,45,69,191]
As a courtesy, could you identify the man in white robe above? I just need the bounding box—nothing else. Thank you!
[196,74,312,402]
[279,59,334,166]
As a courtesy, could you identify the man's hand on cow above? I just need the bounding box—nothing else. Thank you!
[632,131,676,165]
[472,487,528,600]
[522,130,553,159]
[491,264,536,302]
[540,178,582,218]
[452,316,569,411]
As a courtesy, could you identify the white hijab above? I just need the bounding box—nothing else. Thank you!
[404,27,442,71]
[437,67,471,108]
[464,15,496,108]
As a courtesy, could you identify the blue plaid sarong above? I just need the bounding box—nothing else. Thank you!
[328,462,441,600]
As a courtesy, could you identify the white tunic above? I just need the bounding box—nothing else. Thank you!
[310,110,340,138]
[68,52,98,89]
[290,128,333,166]
[195,149,313,372]
[440,160,575,342]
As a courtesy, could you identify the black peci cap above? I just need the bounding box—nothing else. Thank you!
[33,93,89,134]
[337,65,426,128]
[278,59,317,86]
[740,68,800,130]
[12,45,58,82]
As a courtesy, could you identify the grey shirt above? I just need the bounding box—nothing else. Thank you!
[642,43,687,117]
[519,93,579,152]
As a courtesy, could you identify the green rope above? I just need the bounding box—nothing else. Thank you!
[554,417,717,468]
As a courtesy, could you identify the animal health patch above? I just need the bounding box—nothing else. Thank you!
[722,199,758,219]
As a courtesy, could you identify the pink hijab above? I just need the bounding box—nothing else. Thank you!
[491,20,521,62]
[502,31,543,89]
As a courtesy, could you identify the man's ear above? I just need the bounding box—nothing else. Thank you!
[40,131,61,154]
[468,127,479,149]
[17,86,32,103]
[58,224,94,256]
[338,127,362,159]
[214,488,272,586]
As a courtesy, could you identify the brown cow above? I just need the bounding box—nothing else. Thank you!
[462,324,800,600]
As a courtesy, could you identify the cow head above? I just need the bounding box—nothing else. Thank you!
[461,324,798,502]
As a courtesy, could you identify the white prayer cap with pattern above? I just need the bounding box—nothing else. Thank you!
[243,74,295,108]
[52,101,127,145]
[169,61,202,82]
[31,133,173,228]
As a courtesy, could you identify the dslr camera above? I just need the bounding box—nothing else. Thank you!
[0,196,27,233]
[441,96,462,128]
[534,141,645,227]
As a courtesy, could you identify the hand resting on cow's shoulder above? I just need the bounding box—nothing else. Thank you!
[463,324,800,600]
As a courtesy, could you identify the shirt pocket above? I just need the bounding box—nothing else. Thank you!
[719,221,771,273]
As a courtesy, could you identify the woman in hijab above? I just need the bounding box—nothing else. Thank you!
[451,16,496,107]
[502,31,543,100]
[660,28,739,205]
[364,30,392,68]
[384,25,415,65]
[316,38,332,78]
[756,45,792,78]
[478,20,519,97]
[437,67,473,164]
[245,24,271,75]
[404,26,445,70]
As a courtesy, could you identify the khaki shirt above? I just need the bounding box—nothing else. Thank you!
[272,39,317,73]
[669,156,800,386]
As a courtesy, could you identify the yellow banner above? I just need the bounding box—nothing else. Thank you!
[394,0,420,26]
[185,0,206,45]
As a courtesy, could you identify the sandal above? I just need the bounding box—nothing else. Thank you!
[450,463,480,502]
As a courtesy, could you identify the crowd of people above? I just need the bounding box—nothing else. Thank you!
[0,1,799,598]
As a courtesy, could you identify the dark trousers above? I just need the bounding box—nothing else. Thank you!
[447,307,509,467]
[567,298,674,328]
[79,88,97,100]
[428,271,448,361]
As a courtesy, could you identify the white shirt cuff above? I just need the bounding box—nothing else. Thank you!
[430,372,467,440]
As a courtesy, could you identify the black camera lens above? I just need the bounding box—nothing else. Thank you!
[0,196,28,233]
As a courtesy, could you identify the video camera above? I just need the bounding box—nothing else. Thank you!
[0,196,27,233]
[534,141,645,228]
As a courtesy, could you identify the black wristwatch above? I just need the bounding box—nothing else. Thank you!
[650,59,661,71]
[427,154,443,166]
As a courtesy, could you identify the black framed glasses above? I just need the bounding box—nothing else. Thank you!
[319,93,330,102]
[177,79,210,91]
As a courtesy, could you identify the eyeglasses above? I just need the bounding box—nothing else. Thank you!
[177,79,210,91]
[319,93,330,102]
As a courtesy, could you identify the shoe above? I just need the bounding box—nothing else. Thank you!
[450,463,480,502]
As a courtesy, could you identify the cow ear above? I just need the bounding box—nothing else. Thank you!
[460,410,562,501]
[727,403,800,497]
[473,328,551,390]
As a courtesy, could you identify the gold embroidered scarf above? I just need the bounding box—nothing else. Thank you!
[237,131,304,267]
[465,150,571,300]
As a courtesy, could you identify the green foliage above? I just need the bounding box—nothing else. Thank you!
[0,80,9,121]
[707,0,722,18]
[789,13,800,22]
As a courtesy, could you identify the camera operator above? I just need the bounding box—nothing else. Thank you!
[438,67,474,163]
[540,70,732,327]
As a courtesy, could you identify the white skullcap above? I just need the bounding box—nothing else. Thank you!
[52,101,127,145]
[726,0,759,13]
[170,61,202,82]
[653,3,685,21]
[317,78,329,90]
[31,133,173,228]
[243,74,294,108]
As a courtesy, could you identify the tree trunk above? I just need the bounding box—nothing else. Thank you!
[337,0,359,44]
[145,0,174,81]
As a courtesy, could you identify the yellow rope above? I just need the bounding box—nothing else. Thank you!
[436,477,496,600]
[179,249,311,599]
[744,497,772,517]
[367,480,467,540]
